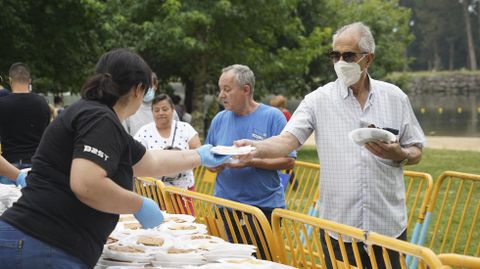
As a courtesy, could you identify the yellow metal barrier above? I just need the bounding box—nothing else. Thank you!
[438,253,480,269]
[272,208,445,269]
[193,163,434,242]
[422,171,480,256]
[285,160,320,215]
[403,171,433,245]
[193,166,216,195]
[133,177,168,211]
[160,184,277,261]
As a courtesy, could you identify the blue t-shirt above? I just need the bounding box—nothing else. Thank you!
[205,104,296,209]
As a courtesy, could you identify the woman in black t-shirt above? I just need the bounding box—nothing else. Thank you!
[0,49,230,269]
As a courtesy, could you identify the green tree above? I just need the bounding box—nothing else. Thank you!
[100,0,329,137]
[0,0,103,94]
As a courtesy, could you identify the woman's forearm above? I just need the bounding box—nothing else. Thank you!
[0,156,21,182]
[133,149,201,177]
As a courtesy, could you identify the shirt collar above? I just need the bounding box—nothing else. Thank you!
[338,75,375,100]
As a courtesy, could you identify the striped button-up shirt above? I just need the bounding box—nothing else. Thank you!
[284,77,425,238]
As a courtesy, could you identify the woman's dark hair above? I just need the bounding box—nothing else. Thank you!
[152,93,174,109]
[81,48,152,107]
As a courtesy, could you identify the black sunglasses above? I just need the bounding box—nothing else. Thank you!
[329,51,368,63]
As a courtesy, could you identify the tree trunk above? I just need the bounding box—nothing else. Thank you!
[190,76,207,141]
[433,41,442,70]
[189,54,210,141]
[184,79,193,113]
[478,2,480,47]
[448,41,455,70]
[463,0,477,70]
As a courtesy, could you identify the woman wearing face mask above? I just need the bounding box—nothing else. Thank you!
[123,72,179,136]
[0,48,230,269]
[134,94,201,212]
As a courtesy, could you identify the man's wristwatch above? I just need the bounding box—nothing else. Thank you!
[398,150,410,166]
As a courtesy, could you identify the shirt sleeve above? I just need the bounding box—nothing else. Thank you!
[283,96,315,145]
[129,136,146,165]
[133,125,149,147]
[73,116,125,177]
[271,109,297,158]
[400,96,426,148]
[183,122,199,141]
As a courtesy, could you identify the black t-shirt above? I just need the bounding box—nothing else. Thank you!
[0,93,50,163]
[1,99,146,267]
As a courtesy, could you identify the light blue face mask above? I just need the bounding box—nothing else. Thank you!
[143,87,155,103]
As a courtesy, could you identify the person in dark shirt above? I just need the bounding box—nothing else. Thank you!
[0,48,230,269]
[0,62,50,185]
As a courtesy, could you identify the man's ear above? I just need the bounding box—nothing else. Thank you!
[366,53,375,66]
[243,84,252,95]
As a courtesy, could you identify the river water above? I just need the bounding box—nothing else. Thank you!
[409,92,479,137]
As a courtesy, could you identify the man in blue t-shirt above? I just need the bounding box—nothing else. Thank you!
[205,64,296,259]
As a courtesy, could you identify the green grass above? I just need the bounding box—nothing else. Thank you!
[297,146,480,179]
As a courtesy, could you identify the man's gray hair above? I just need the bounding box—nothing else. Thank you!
[332,22,376,53]
[221,64,255,94]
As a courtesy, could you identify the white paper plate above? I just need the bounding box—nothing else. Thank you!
[121,230,174,251]
[217,257,271,268]
[177,234,225,243]
[151,259,206,267]
[98,258,149,267]
[348,128,397,146]
[103,244,151,263]
[211,145,255,156]
[185,264,246,269]
[208,243,256,252]
[154,250,205,262]
[163,213,196,224]
[159,222,208,236]
[104,266,149,269]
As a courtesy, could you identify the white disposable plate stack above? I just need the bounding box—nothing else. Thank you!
[152,249,207,267]
[203,243,257,262]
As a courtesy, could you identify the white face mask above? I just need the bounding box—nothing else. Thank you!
[143,87,155,103]
[334,55,366,87]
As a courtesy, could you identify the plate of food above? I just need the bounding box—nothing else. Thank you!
[348,128,397,146]
[102,244,152,263]
[210,145,255,156]
[163,213,196,224]
[158,222,208,236]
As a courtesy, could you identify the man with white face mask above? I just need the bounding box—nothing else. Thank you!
[235,22,425,269]
[123,72,179,135]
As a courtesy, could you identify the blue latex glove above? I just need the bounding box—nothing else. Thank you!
[196,144,232,167]
[15,171,27,188]
[134,197,164,229]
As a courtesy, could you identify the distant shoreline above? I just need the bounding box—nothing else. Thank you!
[303,135,480,152]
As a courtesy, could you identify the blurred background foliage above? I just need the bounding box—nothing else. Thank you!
[1,0,478,132]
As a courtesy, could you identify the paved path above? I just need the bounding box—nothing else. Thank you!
[304,134,480,152]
